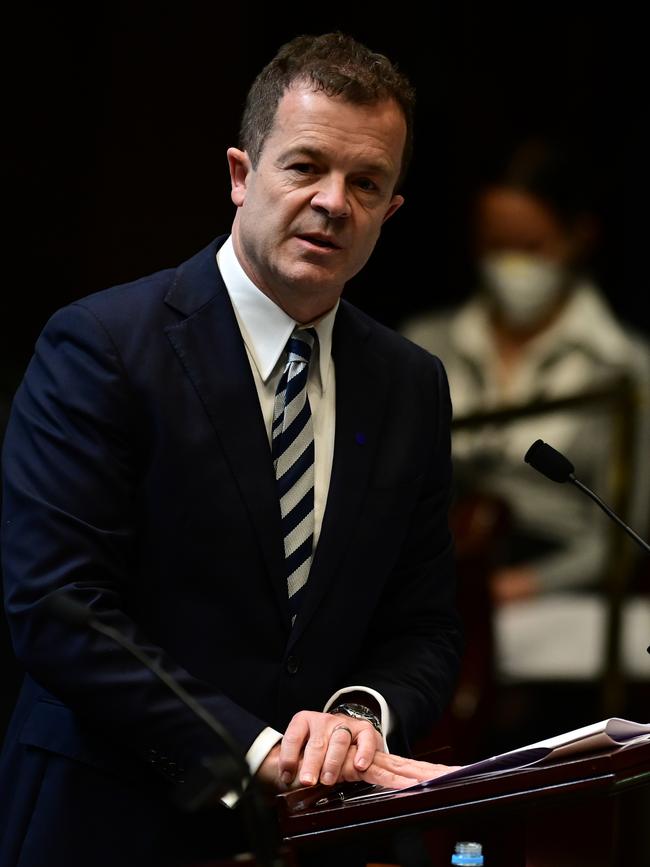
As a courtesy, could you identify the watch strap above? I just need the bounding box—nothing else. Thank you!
[328,701,382,734]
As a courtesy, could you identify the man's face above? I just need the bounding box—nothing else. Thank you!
[228,84,406,320]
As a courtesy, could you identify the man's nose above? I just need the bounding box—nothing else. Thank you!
[310,176,351,219]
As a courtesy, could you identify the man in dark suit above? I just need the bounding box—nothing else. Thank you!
[0,33,461,866]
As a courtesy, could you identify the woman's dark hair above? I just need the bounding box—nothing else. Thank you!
[478,137,597,226]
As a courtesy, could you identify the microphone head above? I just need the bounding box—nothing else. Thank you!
[46,593,93,627]
[524,439,575,483]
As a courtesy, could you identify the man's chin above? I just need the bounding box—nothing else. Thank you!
[278,263,347,299]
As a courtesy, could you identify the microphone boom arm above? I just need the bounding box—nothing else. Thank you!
[569,476,650,555]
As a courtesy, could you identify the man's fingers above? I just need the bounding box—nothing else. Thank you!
[388,754,461,779]
[278,711,461,793]
[360,762,422,789]
[278,711,383,788]
[352,726,380,772]
[278,714,310,784]
[337,743,364,784]
[319,725,354,785]
[298,729,329,786]
[364,752,462,785]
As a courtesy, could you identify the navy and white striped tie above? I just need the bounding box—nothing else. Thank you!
[272,328,316,623]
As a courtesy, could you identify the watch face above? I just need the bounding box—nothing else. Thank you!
[353,708,372,721]
[332,703,381,732]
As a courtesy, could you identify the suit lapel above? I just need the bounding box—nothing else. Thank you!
[162,242,393,641]
[163,240,290,629]
[288,303,391,648]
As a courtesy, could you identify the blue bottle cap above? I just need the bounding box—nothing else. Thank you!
[452,841,484,865]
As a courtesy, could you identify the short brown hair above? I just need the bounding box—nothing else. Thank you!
[239,32,415,192]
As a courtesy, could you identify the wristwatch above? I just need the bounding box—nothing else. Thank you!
[329,701,382,735]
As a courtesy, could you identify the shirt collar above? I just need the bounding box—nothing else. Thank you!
[217,235,337,392]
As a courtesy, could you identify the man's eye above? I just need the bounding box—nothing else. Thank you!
[356,178,378,192]
[290,163,316,174]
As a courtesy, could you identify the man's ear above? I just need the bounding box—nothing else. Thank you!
[382,194,405,225]
[227,148,252,207]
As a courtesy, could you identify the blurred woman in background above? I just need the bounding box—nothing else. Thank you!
[403,138,650,747]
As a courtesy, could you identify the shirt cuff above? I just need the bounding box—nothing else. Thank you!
[221,726,283,808]
[323,685,392,752]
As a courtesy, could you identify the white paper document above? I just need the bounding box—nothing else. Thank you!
[341,718,650,804]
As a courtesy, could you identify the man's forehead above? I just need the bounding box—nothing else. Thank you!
[275,81,403,122]
[267,84,406,160]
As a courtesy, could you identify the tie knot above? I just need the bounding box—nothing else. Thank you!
[287,328,316,365]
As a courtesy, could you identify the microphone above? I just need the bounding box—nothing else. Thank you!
[524,438,575,483]
[47,593,287,867]
[524,439,650,555]
[47,593,248,803]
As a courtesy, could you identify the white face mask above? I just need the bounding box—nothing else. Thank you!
[480,252,566,329]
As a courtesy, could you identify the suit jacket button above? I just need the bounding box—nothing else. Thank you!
[286,655,299,675]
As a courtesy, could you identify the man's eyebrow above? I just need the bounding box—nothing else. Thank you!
[278,146,393,176]
[278,146,325,164]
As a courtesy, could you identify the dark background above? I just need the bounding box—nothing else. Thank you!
[1,4,632,736]
[2,4,634,377]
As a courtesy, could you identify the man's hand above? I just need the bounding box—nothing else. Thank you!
[274,710,384,788]
[257,740,460,794]
[256,743,300,793]
[357,750,461,788]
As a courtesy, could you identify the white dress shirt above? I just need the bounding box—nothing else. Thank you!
[216,238,390,796]
[218,236,337,548]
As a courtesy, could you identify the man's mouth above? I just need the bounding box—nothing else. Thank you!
[296,233,341,250]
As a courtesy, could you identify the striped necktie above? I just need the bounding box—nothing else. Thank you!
[272,328,316,623]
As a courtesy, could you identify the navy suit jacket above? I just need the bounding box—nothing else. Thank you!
[0,237,461,866]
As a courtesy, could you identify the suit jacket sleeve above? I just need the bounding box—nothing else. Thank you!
[1,302,269,779]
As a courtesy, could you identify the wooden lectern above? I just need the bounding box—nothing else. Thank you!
[276,739,650,866]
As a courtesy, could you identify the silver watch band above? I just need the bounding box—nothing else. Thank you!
[329,701,382,734]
